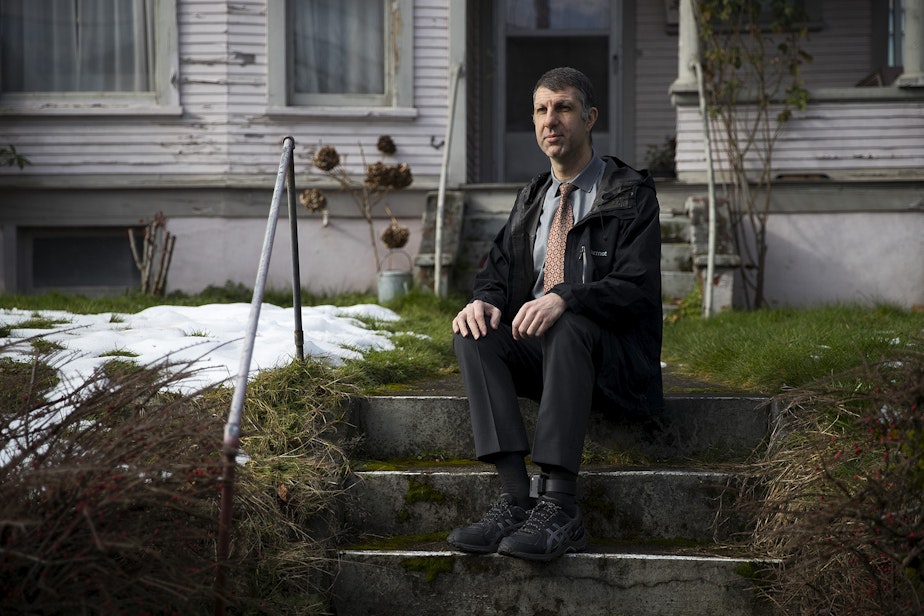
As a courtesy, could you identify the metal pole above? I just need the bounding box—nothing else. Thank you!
[215,136,295,615]
[286,137,305,361]
[694,62,718,318]
[434,63,463,297]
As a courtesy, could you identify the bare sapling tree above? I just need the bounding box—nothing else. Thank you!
[128,211,176,295]
[695,0,812,308]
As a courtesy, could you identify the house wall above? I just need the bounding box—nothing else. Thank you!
[634,0,885,173]
[675,98,924,180]
[759,211,924,308]
[0,0,452,296]
[635,0,680,170]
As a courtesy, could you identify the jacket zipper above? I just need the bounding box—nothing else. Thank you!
[579,245,588,284]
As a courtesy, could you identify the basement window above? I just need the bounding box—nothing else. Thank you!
[18,227,141,295]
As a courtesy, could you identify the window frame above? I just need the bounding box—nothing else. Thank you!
[17,226,143,295]
[0,0,180,117]
[267,0,414,115]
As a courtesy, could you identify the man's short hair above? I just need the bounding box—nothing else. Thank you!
[533,67,596,121]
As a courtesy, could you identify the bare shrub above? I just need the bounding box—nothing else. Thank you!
[749,338,924,614]
[0,342,353,614]
[0,351,226,613]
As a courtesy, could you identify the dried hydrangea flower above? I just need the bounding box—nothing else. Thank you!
[299,188,328,212]
[381,221,410,249]
[312,145,340,171]
[365,162,413,190]
[376,135,397,155]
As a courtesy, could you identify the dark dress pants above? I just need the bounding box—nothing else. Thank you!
[453,311,602,474]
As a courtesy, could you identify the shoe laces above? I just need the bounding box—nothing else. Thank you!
[476,497,517,529]
[519,498,561,535]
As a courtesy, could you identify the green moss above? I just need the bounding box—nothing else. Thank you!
[393,477,448,525]
[405,477,446,506]
[353,458,476,471]
[346,532,448,551]
[400,556,454,583]
[581,441,642,466]
[734,561,772,588]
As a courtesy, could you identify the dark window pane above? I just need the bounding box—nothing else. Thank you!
[31,232,140,288]
[505,0,609,31]
[505,35,609,132]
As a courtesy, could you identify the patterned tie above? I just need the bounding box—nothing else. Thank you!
[543,182,576,292]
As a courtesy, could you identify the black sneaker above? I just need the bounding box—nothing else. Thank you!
[496,497,587,561]
[446,493,530,554]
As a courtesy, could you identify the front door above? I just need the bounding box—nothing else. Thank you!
[496,0,622,183]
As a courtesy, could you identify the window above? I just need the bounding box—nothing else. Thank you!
[18,227,141,294]
[889,0,904,67]
[267,0,414,111]
[0,0,178,112]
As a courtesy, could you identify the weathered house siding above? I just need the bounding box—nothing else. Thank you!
[675,99,924,179]
[0,0,452,181]
[635,1,680,168]
[667,0,923,310]
[0,0,453,295]
[674,0,924,180]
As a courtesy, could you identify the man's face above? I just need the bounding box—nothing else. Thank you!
[533,86,598,166]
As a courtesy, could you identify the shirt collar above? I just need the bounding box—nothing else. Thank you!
[550,153,605,195]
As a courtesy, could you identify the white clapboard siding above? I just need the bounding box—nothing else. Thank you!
[676,100,924,177]
[635,0,681,169]
[799,0,874,88]
[223,0,451,181]
[0,0,450,183]
[632,0,877,170]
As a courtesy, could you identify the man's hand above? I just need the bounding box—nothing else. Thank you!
[511,293,567,340]
[452,299,502,339]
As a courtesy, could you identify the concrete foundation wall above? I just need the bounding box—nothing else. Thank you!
[753,211,924,308]
[166,216,424,296]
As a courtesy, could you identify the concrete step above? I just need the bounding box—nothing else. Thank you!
[332,393,776,615]
[660,212,693,244]
[347,395,774,463]
[343,466,751,542]
[662,242,694,272]
[333,546,776,616]
[662,270,698,300]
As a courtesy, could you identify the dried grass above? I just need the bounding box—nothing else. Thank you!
[745,338,924,615]
[0,340,355,615]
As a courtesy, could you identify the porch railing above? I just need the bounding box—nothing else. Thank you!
[214,136,303,615]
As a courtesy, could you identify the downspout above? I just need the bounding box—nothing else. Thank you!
[434,62,463,297]
[693,60,717,318]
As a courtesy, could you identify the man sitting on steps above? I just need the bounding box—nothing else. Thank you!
[447,66,665,562]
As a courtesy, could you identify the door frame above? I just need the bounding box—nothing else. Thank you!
[490,0,632,183]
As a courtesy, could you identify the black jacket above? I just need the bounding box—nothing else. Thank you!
[471,156,664,415]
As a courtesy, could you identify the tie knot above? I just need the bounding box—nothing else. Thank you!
[560,183,576,198]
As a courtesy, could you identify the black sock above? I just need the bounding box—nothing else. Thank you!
[540,466,578,516]
[490,453,531,508]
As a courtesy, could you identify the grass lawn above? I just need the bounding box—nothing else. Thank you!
[1,284,921,394]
